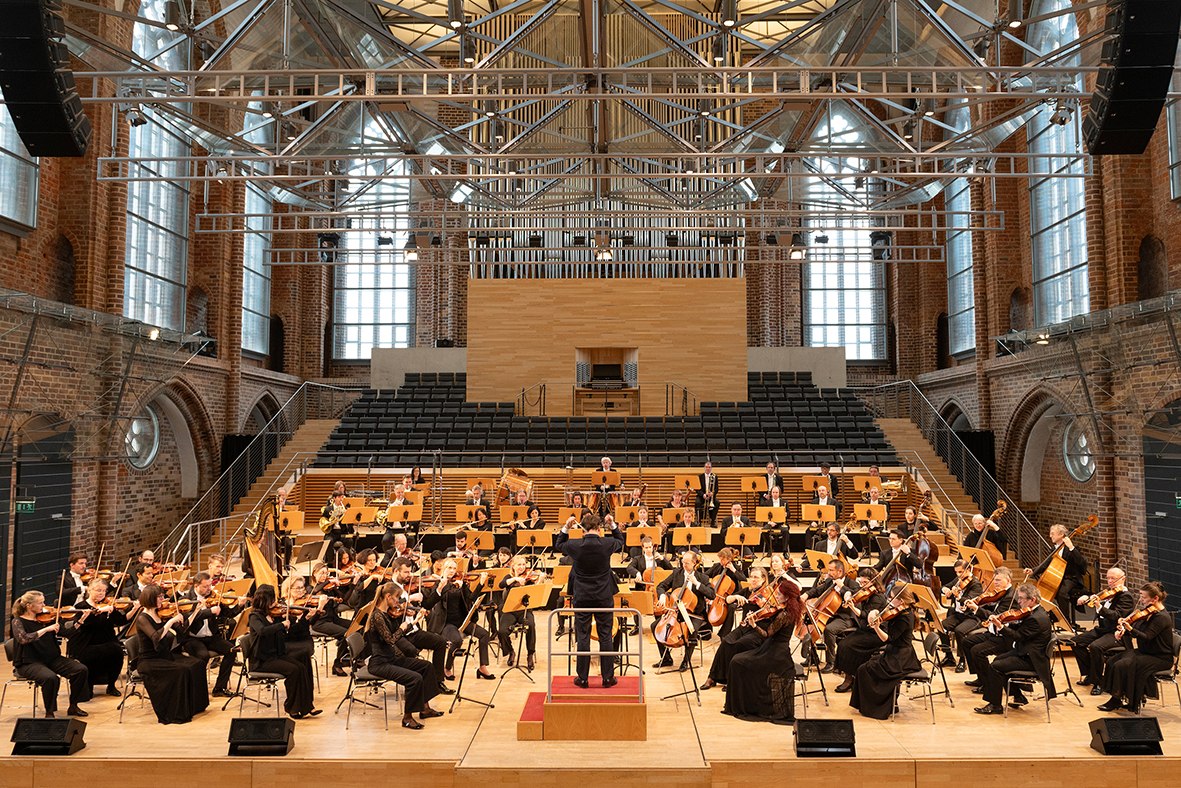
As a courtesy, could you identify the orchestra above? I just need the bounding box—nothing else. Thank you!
[8,465,1172,742]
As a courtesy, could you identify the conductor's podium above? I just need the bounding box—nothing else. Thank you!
[517,676,647,741]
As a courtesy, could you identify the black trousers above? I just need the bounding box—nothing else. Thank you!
[834,628,884,676]
[821,617,857,666]
[309,620,348,666]
[368,653,438,715]
[964,630,1009,678]
[441,623,491,669]
[1074,628,1121,683]
[17,657,89,713]
[983,653,1034,705]
[402,629,448,682]
[938,611,979,657]
[499,610,537,655]
[575,597,616,682]
[72,641,125,697]
[183,635,236,692]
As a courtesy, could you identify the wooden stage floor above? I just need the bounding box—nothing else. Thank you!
[1,625,1179,787]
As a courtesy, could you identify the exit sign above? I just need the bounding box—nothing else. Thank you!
[1176,495,1181,510]
[14,499,34,514]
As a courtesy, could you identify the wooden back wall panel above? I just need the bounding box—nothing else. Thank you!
[466,278,747,415]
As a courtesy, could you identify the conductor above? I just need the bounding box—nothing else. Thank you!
[557,513,624,688]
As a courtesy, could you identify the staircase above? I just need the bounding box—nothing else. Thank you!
[227,419,338,522]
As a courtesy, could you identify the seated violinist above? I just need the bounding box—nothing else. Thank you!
[938,559,983,671]
[135,585,209,724]
[961,567,1019,685]
[848,588,922,720]
[178,571,238,697]
[389,558,451,693]
[701,566,770,690]
[833,569,888,691]
[498,555,546,670]
[1099,581,1173,713]
[436,559,495,681]
[309,563,351,675]
[364,582,444,730]
[59,553,89,608]
[347,549,385,610]
[10,590,90,717]
[974,583,1054,714]
[206,553,232,585]
[803,559,859,673]
[70,578,135,698]
[246,584,319,719]
[279,572,337,672]
[1074,567,1135,694]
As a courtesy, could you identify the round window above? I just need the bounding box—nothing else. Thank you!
[125,405,160,469]
[1062,419,1095,483]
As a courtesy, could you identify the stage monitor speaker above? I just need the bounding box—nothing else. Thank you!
[1089,716,1163,755]
[1083,0,1181,155]
[0,0,92,156]
[793,719,855,757]
[10,717,86,755]
[227,717,295,756]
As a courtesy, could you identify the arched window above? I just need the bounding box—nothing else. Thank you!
[124,0,189,330]
[241,101,271,355]
[802,109,887,361]
[1026,0,1088,326]
[331,149,416,359]
[945,101,974,355]
[0,96,38,230]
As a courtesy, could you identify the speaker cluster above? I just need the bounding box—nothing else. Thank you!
[0,0,91,157]
[1083,0,1181,155]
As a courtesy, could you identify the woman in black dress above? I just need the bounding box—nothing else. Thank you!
[722,576,802,721]
[365,582,444,729]
[247,584,320,719]
[9,590,89,718]
[848,587,921,720]
[436,558,496,680]
[1099,582,1174,713]
[70,578,133,698]
[134,585,209,724]
[702,567,769,689]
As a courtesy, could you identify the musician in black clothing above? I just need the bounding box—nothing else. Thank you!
[247,585,318,719]
[436,559,496,681]
[365,582,444,729]
[70,579,133,699]
[178,571,238,696]
[558,513,624,687]
[803,560,860,673]
[833,569,888,690]
[701,566,770,689]
[817,462,840,498]
[761,486,791,556]
[1028,523,1087,625]
[720,503,756,560]
[498,555,546,670]
[593,457,620,518]
[1074,566,1135,693]
[347,549,384,610]
[10,590,90,718]
[961,567,1019,684]
[627,536,673,583]
[625,506,659,559]
[761,462,784,502]
[59,554,89,607]
[389,559,452,693]
[310,564,351,675]
[465,484,492,521]
[937,559,984,670]
[320,490,354,545]
[652,550,716,672]
[812,522,859,561]
[974,583,1054,714]
[969,513,1005,558]
[696,461,720,525]
[1099,582,1175,713]
[873,529,918,585]
[706,548,748,637]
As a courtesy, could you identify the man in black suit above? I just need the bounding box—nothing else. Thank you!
[179,571,239,696]
[975,583,1055,714]
[720,503,757,560]
[627,536,672,580]
[817,461,840,499]
[762,461,783,504]
[1029,523,1088,626]
[1073,566,1135,693]
[558,514,624,687]
[59,554,89,608]
[696,461,720,525]
[811,485,842,519]
[812,522,859,561]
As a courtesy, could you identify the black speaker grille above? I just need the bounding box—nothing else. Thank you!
[1104,717,1163,742]
[795,719,855,743]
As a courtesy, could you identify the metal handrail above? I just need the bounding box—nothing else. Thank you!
[517,382,547,416]
[665,383,699,416]
[157,382,358,560]
[545,607,643,702]
[852,380,1050,565]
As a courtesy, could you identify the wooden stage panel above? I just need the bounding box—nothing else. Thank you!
[466,277,748,416]
[253,759,457,787]
[711,760,916,788]
[915,759,1132,788]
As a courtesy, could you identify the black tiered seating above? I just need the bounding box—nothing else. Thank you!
[314,370,897,467]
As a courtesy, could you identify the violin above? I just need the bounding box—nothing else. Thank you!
[34,606,84,623]
[967,585,1007,608]
[944,572,973,600]
[79,568,114,584]
[991,606,1034,626]
[846,584,878,608]
[877,602,913,623]
[1086,586,1126,608]
[269,602,314,617]
[1116,601,1165,638]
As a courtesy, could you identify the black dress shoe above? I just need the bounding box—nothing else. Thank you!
[332,665,347,677]
[974,703,1004,715]
[1076,678,1092,687]
[954,661,966,673]
[963,679,982,688]
[506,652,516,667]
[419,709,444,719]
[1007,694,1028,708]
[653,658,673,668]
[476,669,496,680]
[1091,686,1104,696]
[939,657,957,668]
[573,677,589,689]
[602,677,618,688]
[700,679,715,690]
[527,654,535,671]
[402,718,424,730]
[821,664,838,674]
[67,706,88,717]
[970,686,984,695]
[211,688,231,698]
[677,661,691,673]
[106,686,122,697]
[1098,698,1125,712]
[437,684,455,694]
[834,679,854,693]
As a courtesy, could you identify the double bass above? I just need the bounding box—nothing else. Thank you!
[971,500,1007,586]
[1034,514,1098,602]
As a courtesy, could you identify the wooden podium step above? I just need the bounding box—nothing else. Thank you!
[516,676,648,741]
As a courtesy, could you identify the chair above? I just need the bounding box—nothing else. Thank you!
[1003,633,1083,722]
[232,633,285,716]
[335,632,390,730]
[116,637,149,722]
[1,639,39,718]
[893,632,953,724]
[1147,631,1181,710]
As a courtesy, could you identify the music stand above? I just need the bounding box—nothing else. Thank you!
[671,527,710,554]
[465,477,499,494]
[345,599,376,638]
[854,503,887,523]
[479,568,511,593]
[563,527,585,541]
[402,490,424,506]
[625,526,661,547]
[905,583,946,632]
[499,505,527,528]
[614,505,639,524]
[801,504,836,523]
[516,529,552,564]
[661,507,690,525]
[674,474,700,492]
[455,505,479,523]
[658,600,703,706]
[957,545,997,582]
[591,470,621,489]
[614,591,653,676]
[1040,597,1073,631]
[725,526,762,559]
[448,592,494,712]
[558,507,586,525]
[852,476,877,494]
[498,582,553,682]
[220,610,266,710]
[756,506,787,558]
[801,475,827,492]
[294,541,326,578]
[463,531,496,554]
[278,511,305,532]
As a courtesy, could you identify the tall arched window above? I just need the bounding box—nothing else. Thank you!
[945,101,974,355]
[1026,0,1088,326]
[0,95,38,230]
[331,151,416,360]
[802,110,887,361]
[124,0,189,330]
[241,102,271,355]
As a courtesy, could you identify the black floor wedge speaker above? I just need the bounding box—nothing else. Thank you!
[11,717,86,755]
[1089,716,1164,755]
[227,717,295,756]
[793,718,855,757]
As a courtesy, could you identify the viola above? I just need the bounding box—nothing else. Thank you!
[878,603,913,623]
[34,606,84,623]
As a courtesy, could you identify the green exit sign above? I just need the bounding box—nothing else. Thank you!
[15,499,35,514]
[1176,496,1181,510]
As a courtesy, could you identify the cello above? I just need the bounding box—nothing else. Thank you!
[706,554,739,627]
[654,583,699,648]
[1034,514,1099,601]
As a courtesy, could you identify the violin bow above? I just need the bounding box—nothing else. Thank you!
[94,542,106,579]
[55,569,66,625]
